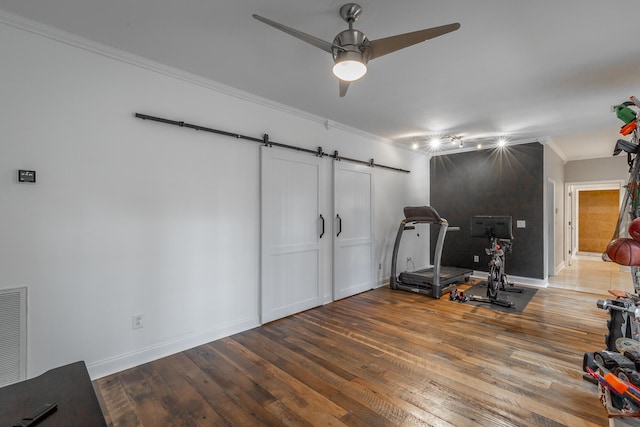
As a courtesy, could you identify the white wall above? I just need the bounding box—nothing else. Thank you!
[374,152,430,280]
[544,145,565,275]
[565,156,629,183]
[0,17,428,379]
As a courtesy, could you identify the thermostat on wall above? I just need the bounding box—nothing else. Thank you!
[17,170,36,183]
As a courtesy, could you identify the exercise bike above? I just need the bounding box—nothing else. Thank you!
[485,237,522,304]
[468,215,519,308]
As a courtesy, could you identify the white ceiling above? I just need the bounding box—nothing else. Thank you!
[2,0,639,160]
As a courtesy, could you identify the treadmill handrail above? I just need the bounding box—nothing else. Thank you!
[390,206,465,295]
[403,206,446,225]
[389,219,406,289]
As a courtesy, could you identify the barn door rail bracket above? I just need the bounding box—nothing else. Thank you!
[134,113,410,173]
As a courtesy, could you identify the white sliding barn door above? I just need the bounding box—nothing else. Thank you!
[261,147,326,323]
[333,161,375,300]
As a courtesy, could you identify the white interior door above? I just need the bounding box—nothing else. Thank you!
[548,179,555,276]
[261,147,326,323]
[333,161,374,300]
[566,185,574,266]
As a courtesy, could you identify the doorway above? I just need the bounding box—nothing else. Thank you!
[566,180,625,262]
[578,189,619,253]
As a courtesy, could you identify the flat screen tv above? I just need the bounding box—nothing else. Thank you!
[470,215,513,239]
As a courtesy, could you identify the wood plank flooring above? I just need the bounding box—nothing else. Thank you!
[94,284,613,426]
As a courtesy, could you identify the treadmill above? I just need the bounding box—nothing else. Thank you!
[390,206,472,298]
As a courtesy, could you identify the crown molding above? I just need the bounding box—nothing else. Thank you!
[0,9,390,145]
[538,137,568,163]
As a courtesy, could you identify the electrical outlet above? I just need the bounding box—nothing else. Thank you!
[132,314,144,329]
[473,255,479,262]
[378,263,382,270]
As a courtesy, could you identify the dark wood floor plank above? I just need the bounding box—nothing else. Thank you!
[96,284,612,426]
[286,290,604,426]
[262,314,480,425]
[94,375,141,427]
[238,327,422,427]
[147,353,229,426]
[115,366,174,426]
[296,310,568,425]
[206,336,352,427]
[231,332,383,427]
[184,343,298,427]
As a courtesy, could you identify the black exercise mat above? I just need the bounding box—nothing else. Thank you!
[461,282,538,314]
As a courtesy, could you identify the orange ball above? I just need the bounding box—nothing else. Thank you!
[606,238,640,266]
[629,218,640,242]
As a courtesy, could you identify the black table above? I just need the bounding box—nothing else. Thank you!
[0,361,107,427]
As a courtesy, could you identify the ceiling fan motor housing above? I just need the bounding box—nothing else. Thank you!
[332,29,371,64]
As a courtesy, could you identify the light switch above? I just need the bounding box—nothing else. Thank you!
[517,220,526,228]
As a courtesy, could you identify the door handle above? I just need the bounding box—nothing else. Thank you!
[319,214,325,238]
[336,214,342,237]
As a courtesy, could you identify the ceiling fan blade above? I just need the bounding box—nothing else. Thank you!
[339,80,350,97]
[253,14,334,54]
[369,22,460,60]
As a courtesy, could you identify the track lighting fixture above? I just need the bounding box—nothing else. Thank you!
[412,133,513,152]
[448,135,463,148]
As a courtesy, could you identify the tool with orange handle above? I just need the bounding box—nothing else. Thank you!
[605,372,640,405]
[585,366,640,410]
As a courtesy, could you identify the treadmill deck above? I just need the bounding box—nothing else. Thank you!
[396,266,472,298]
[399,266,473,285]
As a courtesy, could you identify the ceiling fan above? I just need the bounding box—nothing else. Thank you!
[253,3,460,97]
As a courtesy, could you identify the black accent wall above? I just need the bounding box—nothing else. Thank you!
[430,142,544,279]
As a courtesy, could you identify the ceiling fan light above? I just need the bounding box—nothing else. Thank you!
[333,59,367,81]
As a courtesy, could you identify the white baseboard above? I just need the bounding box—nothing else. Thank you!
[87,317,260,380]
[376,277,390,288]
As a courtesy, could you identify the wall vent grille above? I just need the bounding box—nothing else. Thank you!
[0,287,26,387]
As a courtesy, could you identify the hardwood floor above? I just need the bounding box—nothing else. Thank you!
[94,283,613,426]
